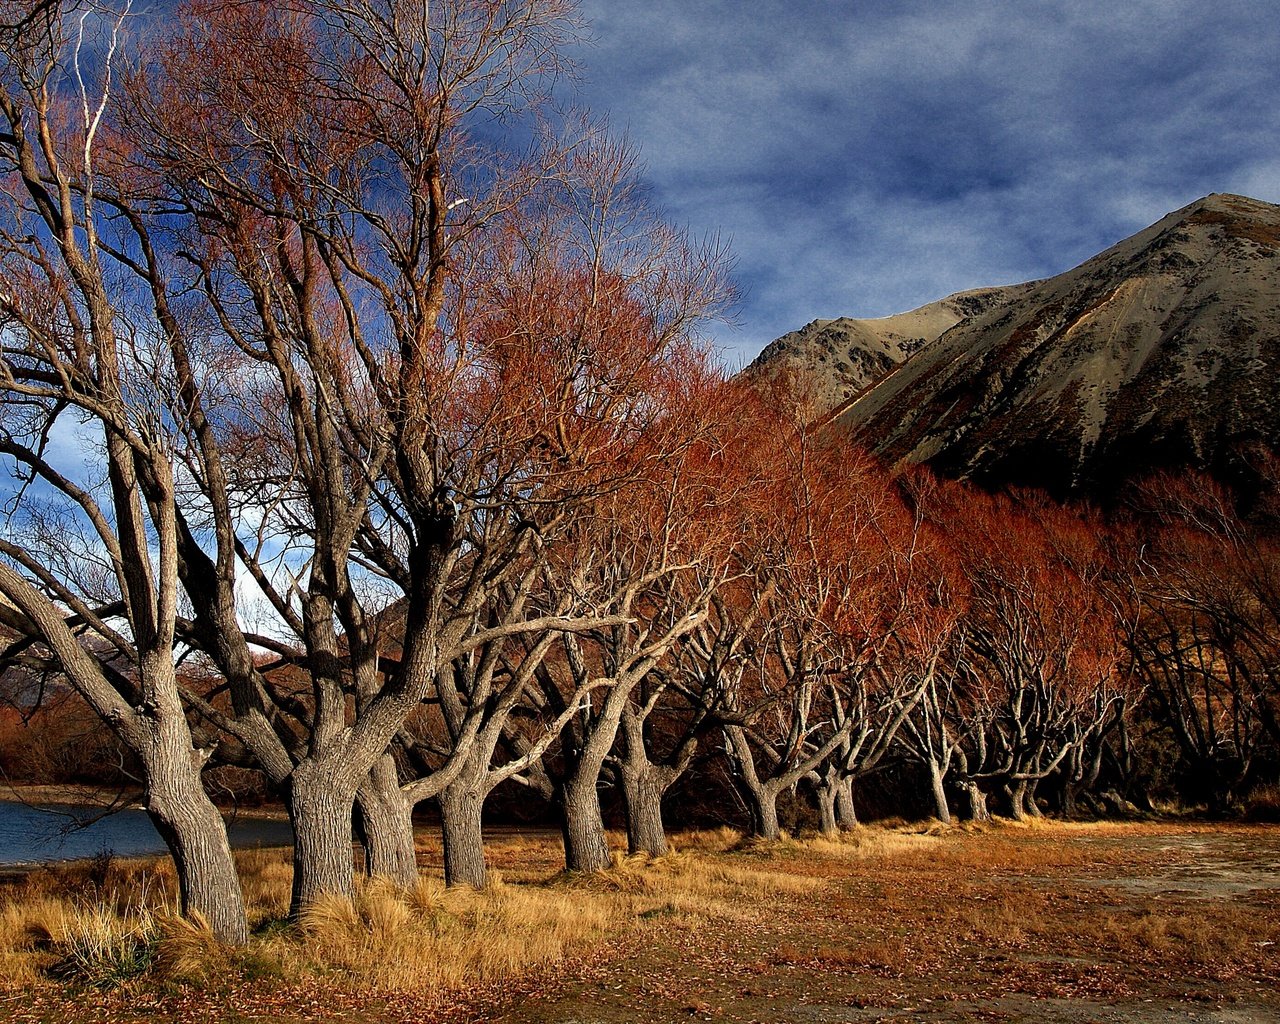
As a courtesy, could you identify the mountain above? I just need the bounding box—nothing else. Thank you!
[757,193,1280,498]
[743,285,1027,411]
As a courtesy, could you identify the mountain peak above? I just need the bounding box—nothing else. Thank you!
[1174,192,1280,246]
[744,284,1028,411]
[753,193,1280,498]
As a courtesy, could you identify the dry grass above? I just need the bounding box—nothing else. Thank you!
[663,826,743,855]
[277,874,618,991]
[234,846,295,925]
[0,856,189,988]
[154,910,232,983]
[957,890,1054,946]
[792,825,943,862]
[1244,783,1280,822]
[952,883,1259,971]
[0,828,833,999]
[566,845,824,929]
[1092,906,1257,963]
[4,818,1274,1015]
[0,895,68,986]
[50,901,158,987]
[255,835,830,993]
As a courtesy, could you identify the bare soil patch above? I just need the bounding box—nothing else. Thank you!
[492,822,1280,1024]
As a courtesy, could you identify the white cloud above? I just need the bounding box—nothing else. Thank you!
[573,0,1280,363]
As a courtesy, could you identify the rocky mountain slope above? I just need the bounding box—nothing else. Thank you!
[757,193,1280,497]
[744,285,1027,410]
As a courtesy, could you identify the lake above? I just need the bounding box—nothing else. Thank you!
[0,799,294,865]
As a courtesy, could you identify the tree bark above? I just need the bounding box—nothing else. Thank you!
[963,781,990,822]
[620,762,670,856]
[724,725,781,840]
[816,778,838,835]
[814,768,855,834]
[617,703,678,857]
[833,775,858,830]
[1007,779,1028,821]
[560,775,611,872]
[355,756,417,888]
[288,764,359,918]
[143,734,248,946]
[745,783,781,840]
[928,759,952,825]
[438,780,488,888]
[1061,778,1081,818]
[1023,779,1043,818]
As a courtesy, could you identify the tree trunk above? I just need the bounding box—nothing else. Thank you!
[143,737,248,946]
[355,756,416,888]
[1061,780,1080,818]
[439,780,488,888]
[288,765,358,919]
[1007,779,1028,821]
[963,781,990,822]
[1023,779,1043,818]
[746,783,781,840]
[833,775,858,830]
[815,767,855,834]
[725,725,782,840]
[816,778,838,835]
[560,774,611,872]
[928,759,952,825]
[621,762,669,856]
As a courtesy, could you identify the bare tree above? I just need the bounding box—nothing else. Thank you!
[1117,472,1280,811]
[513,374,734,870]
[0,1,248,942]
[111,0,730,911]
[937,489,1128,820]
[706,416,907,839]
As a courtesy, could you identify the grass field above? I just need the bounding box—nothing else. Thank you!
[0,820,1276,1023]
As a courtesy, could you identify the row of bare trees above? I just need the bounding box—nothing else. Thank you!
[0,0,1275,949]
[0,0,740,942]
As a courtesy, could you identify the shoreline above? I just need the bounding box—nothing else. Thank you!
[0,788,296,873]
[0,782,144,810]
[0,783,290,822]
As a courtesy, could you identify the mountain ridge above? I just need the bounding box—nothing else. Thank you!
[744,284,1031,411]
[753,192,1280,498]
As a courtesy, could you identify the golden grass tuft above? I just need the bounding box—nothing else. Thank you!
[154,910,228,983]
[48,900,159,988]
[280,872,618,992]
[0,895,67,985]
[794,826,942,862]
[665,826,743,855]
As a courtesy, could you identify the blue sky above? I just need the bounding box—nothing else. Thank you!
[570,0,1280,366]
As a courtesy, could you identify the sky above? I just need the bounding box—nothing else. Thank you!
[569,0,1280,367]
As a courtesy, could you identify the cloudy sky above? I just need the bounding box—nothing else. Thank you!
[569,0,1280,366]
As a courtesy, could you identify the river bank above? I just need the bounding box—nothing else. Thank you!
[0,782,289,820]
[0,793,294,869]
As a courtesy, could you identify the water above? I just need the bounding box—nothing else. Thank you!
[0,800,293,866]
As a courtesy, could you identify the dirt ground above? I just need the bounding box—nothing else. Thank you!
[491,822,1280,1024]
[1,821,1276,1024]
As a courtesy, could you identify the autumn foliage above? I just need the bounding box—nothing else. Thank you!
[0,1,1277,977]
